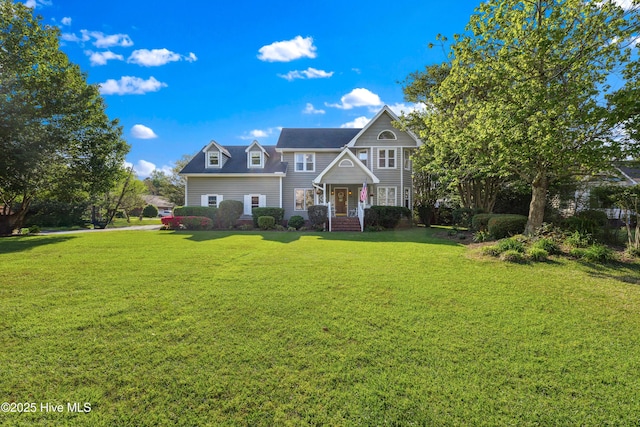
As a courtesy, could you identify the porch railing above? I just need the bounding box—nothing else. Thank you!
[327,202,332,232]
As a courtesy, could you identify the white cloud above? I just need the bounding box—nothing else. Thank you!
[23,0,50,8]
[278,67,334,81]
[61,17,72,26]
[85,50,124,66]
[387,102,427,116]
[326,88,383,110]
[340,116,371,129]
[128,48,187,66]
[186,52,198,62]
[131,124,158,139]
[258,36,317,62]
[135,160,156,177]
[240,128,280,140]
[99,76,167,95]
[303,103,325,114]
[62,30,133,48]
[612,0,636,9]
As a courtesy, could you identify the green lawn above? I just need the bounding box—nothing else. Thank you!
[1,229,639,426]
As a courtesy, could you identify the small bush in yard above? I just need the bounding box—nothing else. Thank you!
[288,215,305,230]
[180,216,213,230]
[142,204,158,218]
[565,230,593,248]
[532,238,561,255]
[217,200,243,229]
[472,213,494,231]
[473,230,491,243]
[500,250,526,263]
[482,245,502,257]
[487,215,528,239]
[528,247,549,262]
[307,205,327,230]
[258,216,275,230]
[582,244,616,263]
[496,237,525,253]
[174,206,218,221]
[252,208,284,227]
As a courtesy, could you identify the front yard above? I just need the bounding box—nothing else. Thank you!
[0,228,639,425]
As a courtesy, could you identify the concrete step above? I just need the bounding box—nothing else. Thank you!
[330,217,361,231]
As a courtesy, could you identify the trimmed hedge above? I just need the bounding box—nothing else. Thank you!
[252,208,284,227]
[173,206,218,221]
[487,214,528,239]
[258,216,275,230]
[307,205,327,230]
[452,207,483,228]
[217,200,243,229]
[471,213,494,231]
[365,206,411,229]
[142,204,158,218]
[161,216,213,230]
[287,215,305,230]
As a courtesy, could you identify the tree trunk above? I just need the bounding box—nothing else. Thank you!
[525,172,549,235]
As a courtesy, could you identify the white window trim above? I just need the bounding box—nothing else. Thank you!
[294,188,314,211]
[294,152,315,172]
[357,149,369,168]
[404,186,411,209]
[377,186,397,206]
[243,194,266,215]
[404,149,411,170]
[201,194,223,207]
[377,130,397,140]
[377,148,397,169]
[248,151,263,168]
[207,151,220,168]
[338,159,354,167]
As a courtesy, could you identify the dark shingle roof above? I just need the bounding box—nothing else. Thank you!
[180,145,287,174]
[276,128,361,149]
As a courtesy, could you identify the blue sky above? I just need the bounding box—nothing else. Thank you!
[24,0,633,177]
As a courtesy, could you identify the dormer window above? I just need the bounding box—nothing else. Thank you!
[207,151,220,167]
[249,151,263,168]
[378,130,397,140]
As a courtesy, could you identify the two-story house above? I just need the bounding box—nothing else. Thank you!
[179,106,421,230]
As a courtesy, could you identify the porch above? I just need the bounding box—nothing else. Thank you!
[314,184,371,232]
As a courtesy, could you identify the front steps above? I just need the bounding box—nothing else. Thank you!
[331,216,361,232]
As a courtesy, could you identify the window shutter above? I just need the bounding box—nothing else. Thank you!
[243,195,251,216]
[218,195,223,203]
[259,195,266,207]
[201,195,208,207]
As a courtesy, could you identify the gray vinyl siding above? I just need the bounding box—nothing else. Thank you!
[186,176,281,215]
[280,151,338,219]
[351,113,418,148]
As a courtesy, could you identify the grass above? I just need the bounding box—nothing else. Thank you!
[1,228,639,425]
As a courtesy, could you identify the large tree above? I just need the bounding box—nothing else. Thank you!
[404,0,640,234]
[0,1,128,234]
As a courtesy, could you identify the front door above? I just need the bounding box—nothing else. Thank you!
[334,187,347,216]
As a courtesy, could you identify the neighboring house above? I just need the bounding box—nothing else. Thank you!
[179,106,421,230]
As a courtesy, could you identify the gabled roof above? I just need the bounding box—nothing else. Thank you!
[202,140,231,157]
[313,148,380,184]
[276,128,361,150]
[345,105,421,147]
[180,145,287,175]
[245,140,269,157]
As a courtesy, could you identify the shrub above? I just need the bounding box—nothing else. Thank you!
[252,208,284,227]
[500,250,527,263]
[275,225,286,231]
[142,204,158,218]
[416,204,434,227]
[217,200,243,229]
[435,207,453,226]
[180,216,213,230]
[24,199,89,227]
[287,215,305,230]
[565,230,593,248]
[472,213,494,232]
[365,206,411,229]
[582,244,615,263]
[238,224,253,231]
[563,210,608,236]
[452,207,483,228]
[258,216,275,230]
[532,238,561,255]
[473,230,491,243]
[174,206,218,221]
[569,248,588,259]
[496,237,526,253]
[482,245,502,257]
[528,247,549,262]
[307,205,328,230]
[487,214,528,239]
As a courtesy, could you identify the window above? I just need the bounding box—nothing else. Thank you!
[404,187,411,209]
[358,149,368,167]
[404,149,411,170]
[249,151,262,168]
[378,130,397,140]
[295,153,315,172]
[338,159,354,167]
[201,194,222,207]
[207,151,220,167]
[243,194,266,215]
[377,187,396,206]
[294,189,314,211]
[378,148,396,169]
